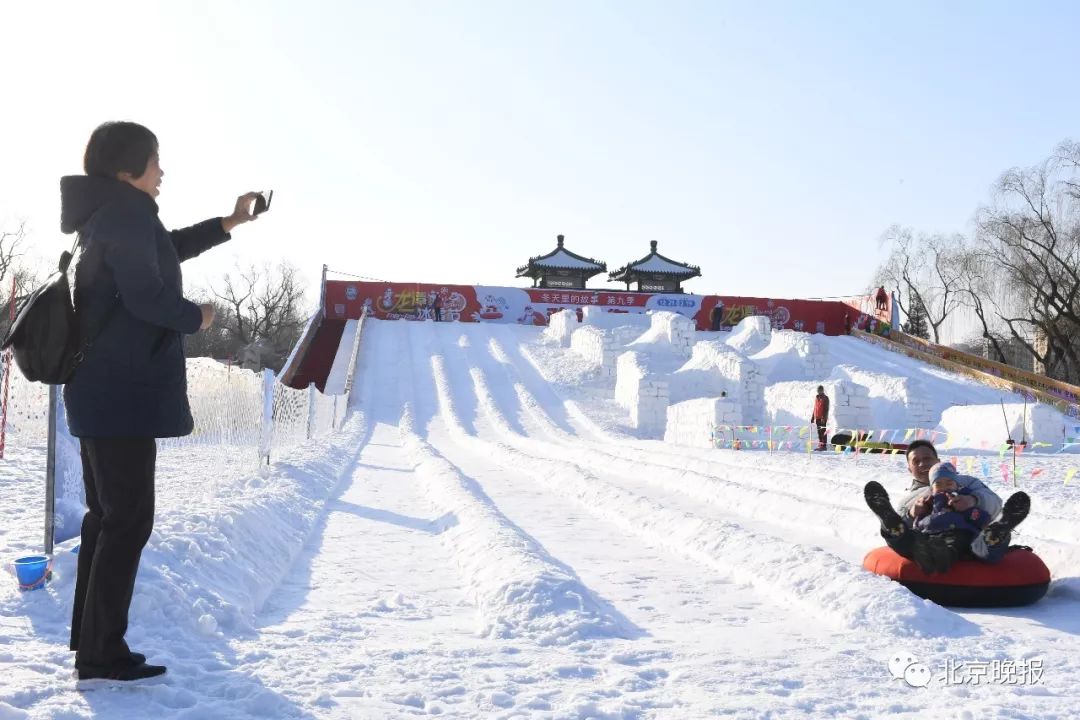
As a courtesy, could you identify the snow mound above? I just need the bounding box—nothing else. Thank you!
[832,364,937,429]
[668,340,743,404]
[749,329,831,383]
[627,311,694,359]
[580,306,650,330]
[414,331,633,644]
[941,402,1079,451]
[725,315,772,356]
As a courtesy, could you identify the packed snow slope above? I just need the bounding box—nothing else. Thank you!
[1,317,1078,719]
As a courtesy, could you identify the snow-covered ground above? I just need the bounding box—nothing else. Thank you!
[1,317,1079,719]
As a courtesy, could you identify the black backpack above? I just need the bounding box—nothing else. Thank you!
[1,244,115,385]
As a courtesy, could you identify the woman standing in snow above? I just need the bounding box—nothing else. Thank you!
[62,121,260,684]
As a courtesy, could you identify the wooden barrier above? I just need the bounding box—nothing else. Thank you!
[889,330,1080,406]
[851,330,1080,419]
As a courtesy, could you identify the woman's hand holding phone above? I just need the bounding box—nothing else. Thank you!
[222,191,268,233]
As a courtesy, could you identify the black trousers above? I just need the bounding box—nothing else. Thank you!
[883,526,1009,566]
[70,437,157,667]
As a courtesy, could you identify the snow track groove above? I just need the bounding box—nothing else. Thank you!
[419,322,972,638]
[395,320,633,645]
[515,335,1080,565]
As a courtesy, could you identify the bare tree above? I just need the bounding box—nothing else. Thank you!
[182,299,236,361]
[875,225,963,343]
[0,221,43,339]
[954,248,1010,364]
[202,261,309,370]
[974,147,1080,382]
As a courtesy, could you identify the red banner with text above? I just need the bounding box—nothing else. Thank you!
[323,280,891,336]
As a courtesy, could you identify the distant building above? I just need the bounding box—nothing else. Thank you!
[609,240,701,294]
[954,335,1038,373]
[516,234,607,290]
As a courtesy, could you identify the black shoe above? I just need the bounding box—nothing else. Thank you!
[983,492,1031,546]
[77,661,167,684]
[72,650,146,664]
[864,481,904,537]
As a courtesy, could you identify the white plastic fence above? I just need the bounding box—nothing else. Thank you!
[1,311,367,552]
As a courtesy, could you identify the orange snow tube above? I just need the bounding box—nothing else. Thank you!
[863,546,1050,608]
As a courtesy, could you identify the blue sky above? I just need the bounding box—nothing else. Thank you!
[1,1,1077,301]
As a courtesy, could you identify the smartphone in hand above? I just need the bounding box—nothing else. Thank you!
[253,190,273,215]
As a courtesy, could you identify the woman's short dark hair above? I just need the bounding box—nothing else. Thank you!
[905,439,938,459]
[83,122,158,179]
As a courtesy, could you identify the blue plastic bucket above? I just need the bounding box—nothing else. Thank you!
[13,556,51,591]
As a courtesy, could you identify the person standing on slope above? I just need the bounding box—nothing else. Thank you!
[810,385,830,450]
[875,286,888,312]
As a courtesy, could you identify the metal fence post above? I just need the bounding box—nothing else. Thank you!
[259,369,275,465]
[307,383,317,439]
[45,385,58,555]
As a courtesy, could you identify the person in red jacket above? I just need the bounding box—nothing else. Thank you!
[810,385,830,450]
[875,286,888,312]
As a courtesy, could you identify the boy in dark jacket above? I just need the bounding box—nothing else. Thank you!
[913,463,990,537]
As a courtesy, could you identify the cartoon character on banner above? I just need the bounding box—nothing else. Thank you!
[473,294,507,322]
[517,305,547,326]
[440,289,468,322]
[766,300,791,329]
[793,319,805,332]
[361,298,373,316]
[381,287,395,311]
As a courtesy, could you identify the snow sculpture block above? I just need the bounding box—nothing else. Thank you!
[664,397,743,448]
[570,326,637,379]
[667,340,764,425]
[615,350,669,435]
[627,311,695,359]
[726,315,772,356]
[543,308,580,347]
[764,380,871,431]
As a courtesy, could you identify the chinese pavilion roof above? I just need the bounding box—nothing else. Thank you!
[609,240,702,281]
[516,235,607,279]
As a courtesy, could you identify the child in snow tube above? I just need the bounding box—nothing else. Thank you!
[913,465,990,537]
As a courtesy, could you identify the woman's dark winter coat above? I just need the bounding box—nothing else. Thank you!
[60,176,230,438]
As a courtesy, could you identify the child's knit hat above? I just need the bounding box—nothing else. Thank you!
[929,461,959,485]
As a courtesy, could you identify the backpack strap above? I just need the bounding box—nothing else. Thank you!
[72,296,120,365]
[68,225,121,367]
